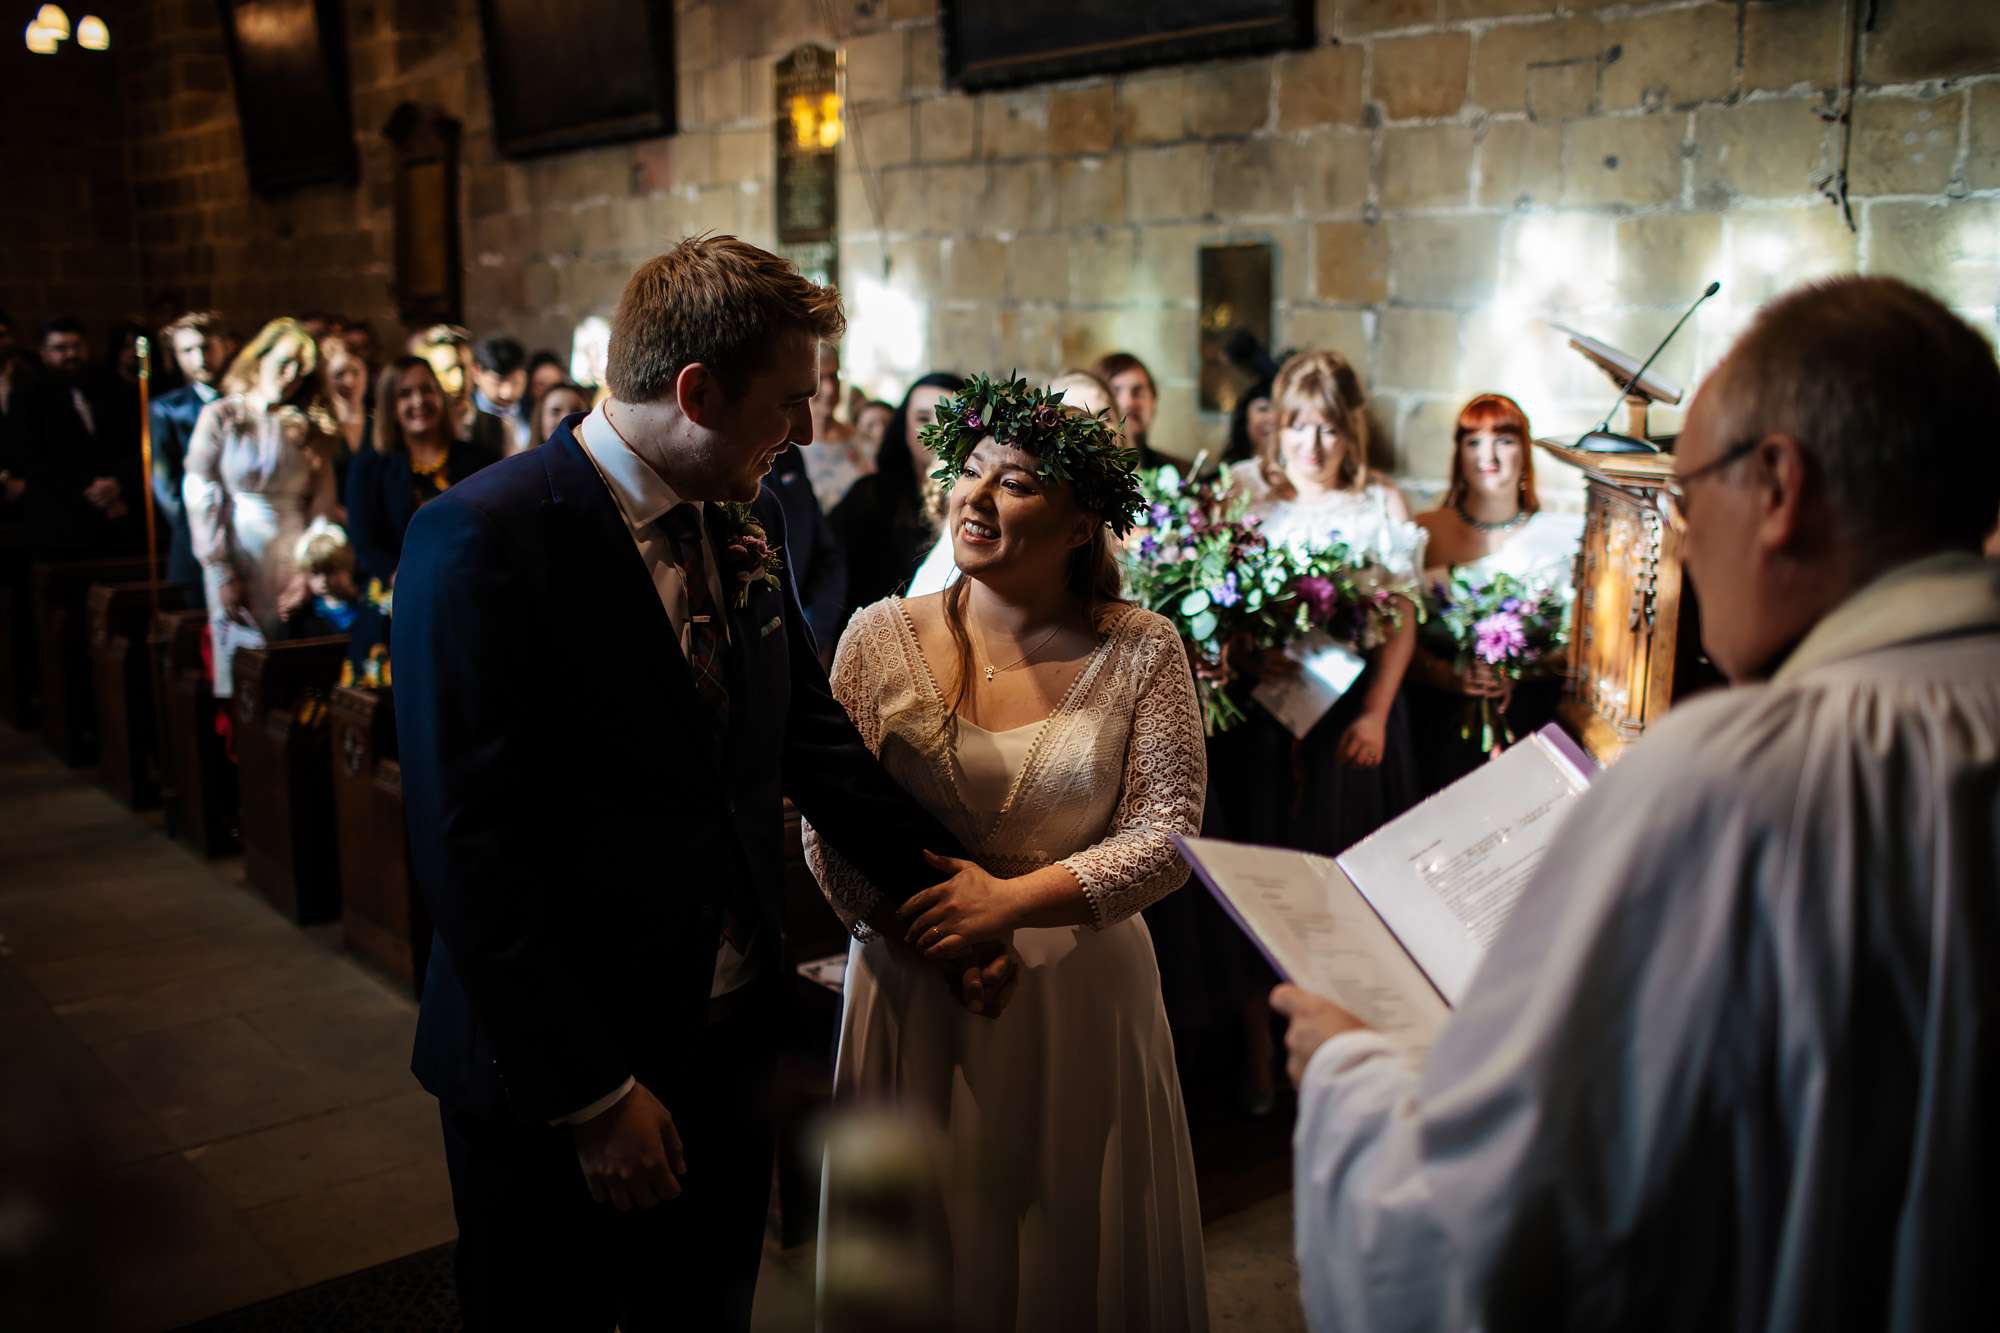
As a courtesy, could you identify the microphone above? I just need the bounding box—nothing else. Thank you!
[1576,281,1721,454]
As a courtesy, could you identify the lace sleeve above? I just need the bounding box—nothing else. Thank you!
[181,400,232,570]
[800,603,891,940]
[1059,614,1207,928]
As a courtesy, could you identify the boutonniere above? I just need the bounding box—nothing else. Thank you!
[716,502,784,608]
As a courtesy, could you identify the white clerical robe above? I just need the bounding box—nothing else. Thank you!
[1294,552,2000,1333]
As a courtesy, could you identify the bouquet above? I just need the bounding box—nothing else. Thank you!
[1123,463,1394,734]
[1422,571,1570,755]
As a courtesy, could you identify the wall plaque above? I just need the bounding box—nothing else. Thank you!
[1198,242,1274,414]
[384,103,462,327]
[774,45,840,290]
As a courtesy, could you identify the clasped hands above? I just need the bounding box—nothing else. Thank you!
[897,848,1030,1019]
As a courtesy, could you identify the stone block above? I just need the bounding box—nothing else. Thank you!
[675,131,718,189]
[930,303,1001,377]
[885,235,942,298]
[853,102,916,168]
[1129,144,1210,223]
[938,235,1008,303]
[1296,129,1374,217]
[1377,308,1459,393]
[1598,4,1739,111]
[1526,60,1596,122]
[1470,18,1602,115]
[908,24,944,96]
[1282,306,1371,366]
[1057,157,1126,227]
[978,160,1059,233]
[1007,233,1070,304]
[1848,92,1962,198]
[1277,43,1366,132]
[1612,212,1722,305]
[930,163,996,233]
[1051,85,1117,156]
[1743,0,1844,93]
[1499,211,1617,305]
[1444,0,1556,17]
[1387,215,1503,305]
[1721,204,1858,306]
[981,89,1051,159]
[1691,99,1827,204]
[844,30,905,105]
[919,96,977,162]
[1058,309,1116,369]
[1862,200,2000,303]
[1560,113,1686,208]
[1187,60,1274,138]
[1478,118,1563,207]
[1395,397,1463,483]
[1211,139,1295,219]
[889,0,937,19]
[1371,32,1472,122]
[702,62,747,127]
[998,306,1064,377]
[1136,223,1207,304]
[1380,124,1477,211]
[1336,0,1440,37]
[1314,220,1390,303]
[715,128,771,184]
[1069,228,1142,304]
[1863,0,2000,83]
[1117,70,1187,146]
[1970,84,2000,192]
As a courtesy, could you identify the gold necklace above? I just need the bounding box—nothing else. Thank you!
[975,621,1061,684]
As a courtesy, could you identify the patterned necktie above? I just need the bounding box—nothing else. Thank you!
[660,502,731,733]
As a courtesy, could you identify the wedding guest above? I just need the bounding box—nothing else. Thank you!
[0,349,40,521]
[318,340,372,510]
[525,348,566,409]
[808,378,1209,1331]
[1223,373,1277,468]
[150,312,239,609]
[1276,273,2000,1333]
[1409,393,1583,794]
[768,444,847,656]
[339,320,378,384]
[800,345,866,510]
[30,317,137,553]
[276,515,360,636]
[1096,350,1164,468]
[830,370,961,625]
[852,397,893,459]
[183,317,340,642]
[345,355,500,587]
[472,334,533,455]
[530,380,591,445]
[410,324,477,437]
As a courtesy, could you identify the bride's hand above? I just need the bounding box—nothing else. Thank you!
[901,850,1018,959]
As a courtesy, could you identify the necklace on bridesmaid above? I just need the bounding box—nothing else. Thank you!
[1454,496,1528,534]
[976,622,1061,683]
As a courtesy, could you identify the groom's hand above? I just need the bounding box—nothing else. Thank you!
[571,1081,687,1211]
[938,941,1020,1020]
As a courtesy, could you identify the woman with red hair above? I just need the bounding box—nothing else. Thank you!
[1410,393,1583,793]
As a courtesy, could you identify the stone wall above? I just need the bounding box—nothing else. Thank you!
[97,0,2000,480]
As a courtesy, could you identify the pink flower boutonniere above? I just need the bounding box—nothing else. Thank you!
[717,502,785,608]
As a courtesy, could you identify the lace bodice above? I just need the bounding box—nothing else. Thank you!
[1225,460,1427,601]
[803,598,1207,937]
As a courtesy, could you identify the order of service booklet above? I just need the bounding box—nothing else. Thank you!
[1174,724,1597,1059]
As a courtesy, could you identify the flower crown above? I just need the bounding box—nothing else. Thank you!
[920,372,1148,538]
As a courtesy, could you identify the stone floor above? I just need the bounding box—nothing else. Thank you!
[0,720,1304,1330]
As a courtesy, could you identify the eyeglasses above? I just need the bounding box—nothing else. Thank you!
[1660,439,1758,533]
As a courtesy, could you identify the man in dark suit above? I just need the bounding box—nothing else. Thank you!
[25,317,139,555]
[148,312,237,610]
[393,236,1013,1331]
[470,333,531,455]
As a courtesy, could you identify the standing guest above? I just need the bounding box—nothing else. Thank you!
[411,325,477,438]
[150,312,239,609]
[852,397,893,461]
[31,317,136,552]
[472,334,533,455]
[345,355,500,587]
[1276,274,2000,1333]
[1409,393,1582,794]
[318,342,373,515]
[182,318,340,642]
[767,444,847,657]
[530,381,591,446]
[1096,350,1164,469]
[799,345,865,510]
[340,321,378,383]
[830,371,960,625]
[525,349,566,410]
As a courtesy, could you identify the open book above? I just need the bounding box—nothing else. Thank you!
[1175,724,1596,1058]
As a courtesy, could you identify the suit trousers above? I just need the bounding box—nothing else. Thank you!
[440,985,780,1332]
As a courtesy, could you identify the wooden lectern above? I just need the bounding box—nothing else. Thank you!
[1535,440,1724,763]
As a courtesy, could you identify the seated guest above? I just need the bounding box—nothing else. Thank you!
[530,380,591,446]
[276,516,360,635]
[472,334,533,455]
[345,355,500,587]
[799,345,865,510]
[183,318,340,642]
[410,324,476,438]
[525,348,566,411]
[30,317,139,553]
[1275,275,2000,1332]
[150,312,239,609]
[1408,393,1583,794]
[317,341,372,513]
[1095,350,1164,469]
[1223,373,1276,469]
[829,370,960,626]
[339,320,378,385]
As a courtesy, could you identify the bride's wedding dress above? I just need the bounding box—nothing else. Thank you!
[805,598,1211,1333]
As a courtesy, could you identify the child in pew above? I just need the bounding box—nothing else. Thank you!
[278,518,393,686]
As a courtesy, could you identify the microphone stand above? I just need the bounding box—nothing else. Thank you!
[1575,281,1721,454]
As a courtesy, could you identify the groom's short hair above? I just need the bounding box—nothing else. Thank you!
[607,234,846,404]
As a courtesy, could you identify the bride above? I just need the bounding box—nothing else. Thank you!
[804,374,1210,1332]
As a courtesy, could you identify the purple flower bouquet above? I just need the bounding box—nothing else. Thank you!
[1421,570,1571,755]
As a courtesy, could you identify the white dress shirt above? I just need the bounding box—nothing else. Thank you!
[557,407,761,1127]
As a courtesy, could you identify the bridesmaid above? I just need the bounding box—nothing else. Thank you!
[1410,393,1584,795]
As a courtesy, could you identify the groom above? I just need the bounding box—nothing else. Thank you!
[394,236,1005,1330]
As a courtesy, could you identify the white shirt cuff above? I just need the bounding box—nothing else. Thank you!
[549,1077,634,1127]
[1303,1027,1403,1090]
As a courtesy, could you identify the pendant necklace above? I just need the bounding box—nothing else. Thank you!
[978,623,1062,683]
[1454,497,1528,534]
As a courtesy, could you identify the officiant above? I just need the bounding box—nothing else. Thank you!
[1274,275,2000,1332]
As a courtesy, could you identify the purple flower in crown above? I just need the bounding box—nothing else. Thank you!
[1473,609,1528,665]
[963,407,985,433]
[1211,572,1242,608]
[1294,574,1340,622]
[1033,401,1063,430]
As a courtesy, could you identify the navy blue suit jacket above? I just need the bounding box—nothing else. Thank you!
[149,384,211,600]
[346,436,503,585]
[392,419,956,1124]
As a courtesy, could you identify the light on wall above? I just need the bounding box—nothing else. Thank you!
[76,12,104,48]
[24,19,57,52]
[23,4,104,52]
[788,91,843,150]
[33,3,68,37]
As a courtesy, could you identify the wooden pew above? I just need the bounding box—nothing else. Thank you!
[0,522,36,728]
[33,555,153,763]
[149,609,237,855]
[330,684,429,994]
[235,637,347,924]
[89,581,186,808]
